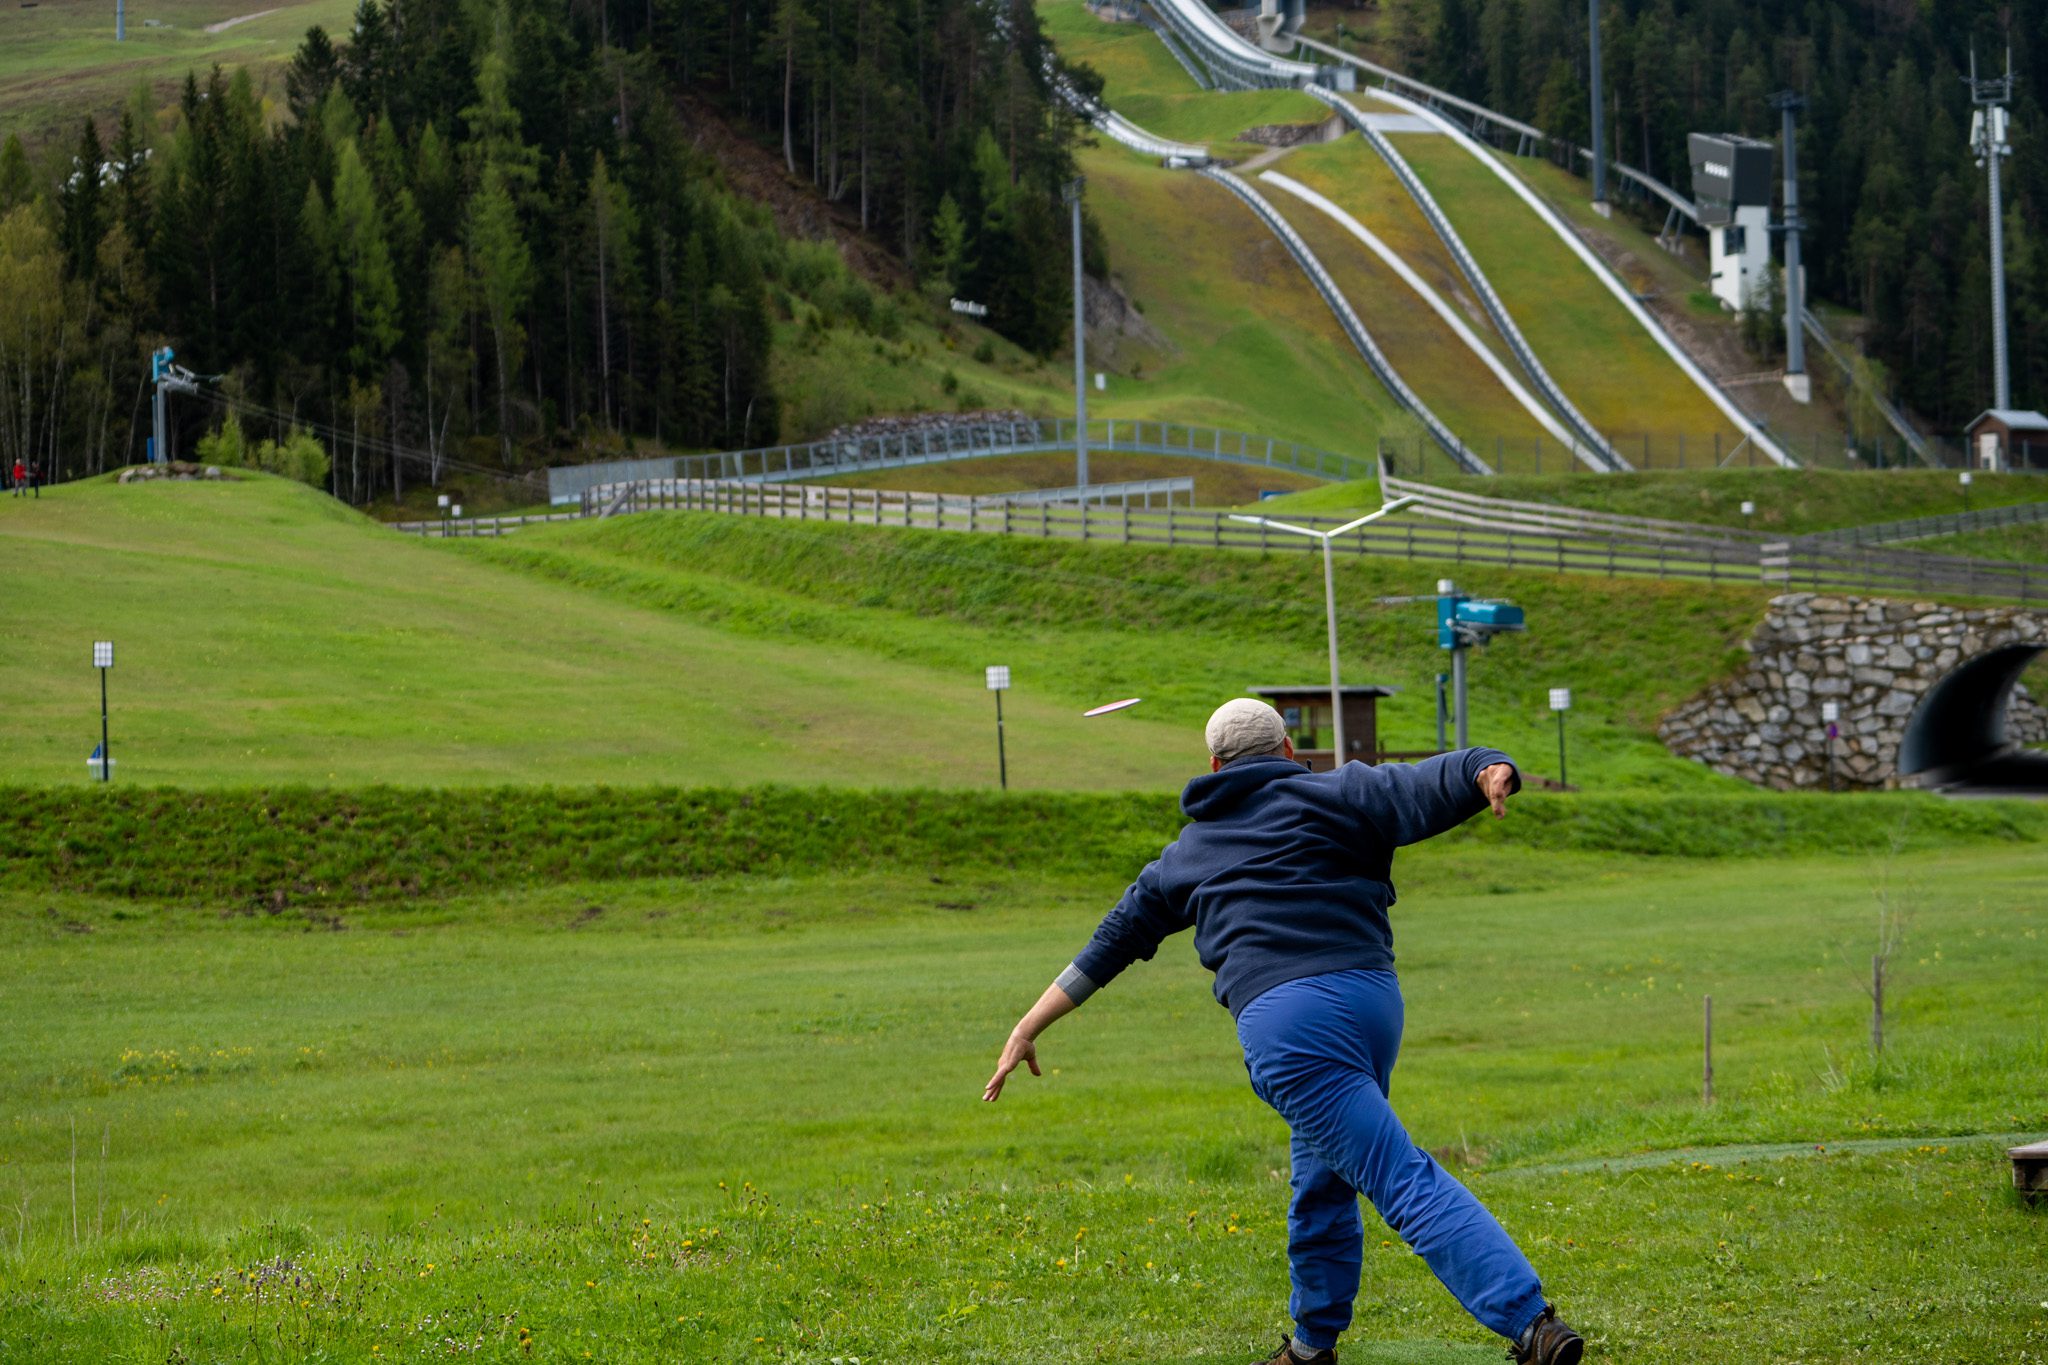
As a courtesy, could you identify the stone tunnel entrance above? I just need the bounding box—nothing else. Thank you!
[1898,642,2048,793]
[1660,595,2048,792]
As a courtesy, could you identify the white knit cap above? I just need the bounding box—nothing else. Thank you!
[1205,698,1288,762]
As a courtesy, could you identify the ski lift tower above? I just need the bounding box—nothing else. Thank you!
[149,347,200,465]
[1969,48,2017,416]
[1769,91,1810,404]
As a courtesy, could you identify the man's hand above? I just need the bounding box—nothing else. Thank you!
[1477,762,1516,819]
[982,1032,1041,1102]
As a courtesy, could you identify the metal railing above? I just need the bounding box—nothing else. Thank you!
[1138,11,1213,89]
[1306,84,1625,473]
[546,420,1375,504]
[1198,167,1486,473]
[1091,107,1209,163]
[571,476,2048,604]
[1799,308,1936,467]
[390,510,585,537]
[1145,0,1314,90]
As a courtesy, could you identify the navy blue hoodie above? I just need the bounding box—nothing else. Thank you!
[1068,747,1519,1016]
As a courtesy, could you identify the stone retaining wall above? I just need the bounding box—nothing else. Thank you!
[1659,593,2048,790]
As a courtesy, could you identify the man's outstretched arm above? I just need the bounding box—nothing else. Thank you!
[983,978,1084,1101]
[1346,747,1521,846]
[982,860,1190,1102]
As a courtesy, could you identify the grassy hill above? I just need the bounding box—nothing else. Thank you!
[0,468,1784,791]
[0,474,1201,789]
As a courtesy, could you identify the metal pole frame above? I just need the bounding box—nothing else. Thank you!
[995,688,1008,791]
[1588,0,1608,208]
[1556,706,1568,789]
[100,667,111,783]
[1065,180,1089,490]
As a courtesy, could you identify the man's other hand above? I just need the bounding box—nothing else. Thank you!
[982,1032,1040,1102]
[1477,763,1516,819]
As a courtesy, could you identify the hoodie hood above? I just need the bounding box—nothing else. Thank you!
[1180,753,1306,820]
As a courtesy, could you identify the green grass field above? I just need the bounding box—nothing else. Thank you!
[3,830,2044,1362]
[0,0,353,148]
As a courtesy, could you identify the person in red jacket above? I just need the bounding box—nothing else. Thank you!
[10,459,23,497]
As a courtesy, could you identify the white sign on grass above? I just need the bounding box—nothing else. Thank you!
[1548,687,1571,712]
[985,665,1011,691]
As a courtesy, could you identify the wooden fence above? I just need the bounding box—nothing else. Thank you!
[576,477,2048,604]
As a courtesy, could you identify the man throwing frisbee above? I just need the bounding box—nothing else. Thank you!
[983,698,1584,1365]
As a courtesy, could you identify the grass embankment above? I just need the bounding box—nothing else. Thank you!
[0,475,1198,790]
[0,0,354,147]
[817,451,1318,505]
[1038,0,1326,147]
[1917,519,2048,562]
[1261,142,1553,457]
[9,783,2047,905]
[2,832,2044,1362]
[463,509,1773,788]
[1251,466,2048,535]
[1383,123,1738,454]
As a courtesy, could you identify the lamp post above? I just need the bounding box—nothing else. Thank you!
[438,492,451,538]
[1229,497,1419,767]
[1588,0,1608,214]
[1062,178,1089,490]
[1549,687,1572,789]
[450,503,463,536]
[1960,469,1974,512]
[985,665,1011,790]
[1740,499,1755,530]
[92,641,114,783]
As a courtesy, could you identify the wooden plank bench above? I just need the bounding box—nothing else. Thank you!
[2012,1140,2048,1205]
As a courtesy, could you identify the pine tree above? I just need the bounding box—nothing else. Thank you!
[467,163,532,463]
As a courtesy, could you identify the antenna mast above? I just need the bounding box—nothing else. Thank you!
[1968,45,2017,415]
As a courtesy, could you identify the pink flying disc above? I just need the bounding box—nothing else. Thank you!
[1083,697,1144,717]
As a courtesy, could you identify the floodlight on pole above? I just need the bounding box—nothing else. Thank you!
[1968,47,2017,415]
[1228,497,1419,766]
[985,665,1011,790]
[1062,179,1089,491]
[1587,0,1608,214]
[92,641,114,783]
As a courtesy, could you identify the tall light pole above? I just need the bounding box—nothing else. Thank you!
[1229,498,1418,767]
[1969,48,2016,415]
[1063,178,1089,490]
[1771,91,1809,403]
[1588,0,1608,214]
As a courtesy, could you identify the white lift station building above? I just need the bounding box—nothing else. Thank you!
[1689,132,1777,312]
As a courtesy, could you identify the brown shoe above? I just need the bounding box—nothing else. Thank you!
[1507,1306,1583,1365]
[1252,1338,1335,1365]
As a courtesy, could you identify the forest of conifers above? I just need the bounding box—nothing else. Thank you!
[1410,0,2048,434]
[1,0,2045,497]
[0,0,1093,500]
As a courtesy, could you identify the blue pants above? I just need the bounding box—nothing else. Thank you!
[1235,969,1545,1351]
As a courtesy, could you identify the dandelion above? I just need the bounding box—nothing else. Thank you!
[1055,1258,1068,1268]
